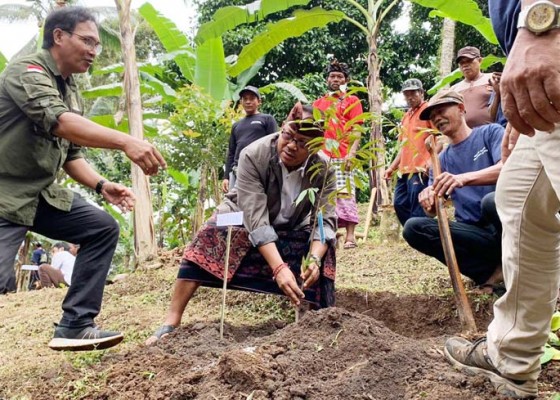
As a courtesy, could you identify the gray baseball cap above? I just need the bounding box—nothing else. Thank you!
[401,78,423,92]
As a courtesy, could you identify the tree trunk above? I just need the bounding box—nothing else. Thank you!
[366,35,389,208]
[439,18,456,79]
[115,0,158,268]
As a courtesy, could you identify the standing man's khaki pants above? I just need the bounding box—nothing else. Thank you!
[489,129,560,381]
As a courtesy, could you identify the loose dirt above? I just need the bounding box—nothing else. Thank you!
[2,228,559,399]
[19,289,559,400]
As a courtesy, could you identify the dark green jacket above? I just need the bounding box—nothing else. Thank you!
[0,50,83,226]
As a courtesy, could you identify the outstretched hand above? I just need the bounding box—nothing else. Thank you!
[101,182,136,213]
[123,137,167,176]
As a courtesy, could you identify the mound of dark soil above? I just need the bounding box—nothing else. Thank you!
[21,290,559,400]
[32,302,554,400]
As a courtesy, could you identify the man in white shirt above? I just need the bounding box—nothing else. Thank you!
[38,242,76,288]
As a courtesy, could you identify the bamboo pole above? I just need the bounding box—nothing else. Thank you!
[219,226,233,340]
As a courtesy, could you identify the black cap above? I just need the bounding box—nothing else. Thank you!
[239,85,261,100]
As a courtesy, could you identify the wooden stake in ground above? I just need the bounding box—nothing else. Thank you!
[216,212,244,340]
[220,225,233,340]
[426,135,477,333]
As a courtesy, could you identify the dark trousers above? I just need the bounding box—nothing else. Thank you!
[394,173,429,226]
[0,194,119,328]
[402,192,501,285]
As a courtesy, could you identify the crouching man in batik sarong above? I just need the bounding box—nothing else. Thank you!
[146,103,337,345]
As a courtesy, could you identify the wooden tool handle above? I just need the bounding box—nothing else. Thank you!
[427,135,477,333]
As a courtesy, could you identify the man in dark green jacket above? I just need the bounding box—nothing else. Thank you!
[0,6,166,351]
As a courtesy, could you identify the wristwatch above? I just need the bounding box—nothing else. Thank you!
[309,254,322,267]
[518,0,560,34]
[95,179,107,195]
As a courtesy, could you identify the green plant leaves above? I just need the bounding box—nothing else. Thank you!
[411,0,498,44]
[295,188,318,206]
[103,203,128,226]
[140,71,177,102]
[551,311,560,331]
[228,7,345,77]
[167,168,191,189]
[89,115,158,138]
[541,343,560,364]
[82,83,123,99]
[0,51,7,74]
[194,37,227,101]
[542,311,560,365]
[234,57,265,97]
[260,82,310,104]
[93,61,165,78]
[549,332,560,347]
[139,2,195,82]
[195,0,311,45]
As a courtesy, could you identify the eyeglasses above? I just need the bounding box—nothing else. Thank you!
[64,30,102,55]
[281,130,311,149]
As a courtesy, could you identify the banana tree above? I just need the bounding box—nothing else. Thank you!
[439,18,456,79]
[190,0,499,205]
[92,0,498,216]
[114,0,159,269]
[191,0,399,204]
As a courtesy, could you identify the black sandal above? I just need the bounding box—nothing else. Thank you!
[148,325,176,343]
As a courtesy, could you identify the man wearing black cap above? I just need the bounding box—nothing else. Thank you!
[313,59,363,249]
[385,78,435,225]
[222,85,278,193]
[402,89,505,293]
[451,46,494,128]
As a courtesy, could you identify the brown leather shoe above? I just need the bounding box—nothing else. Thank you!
[444,337,538,399]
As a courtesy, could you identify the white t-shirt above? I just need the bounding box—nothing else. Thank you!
[52,251,76,285]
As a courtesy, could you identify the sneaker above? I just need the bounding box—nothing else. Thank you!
[48,324,124,351]
[444,337,538,399]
